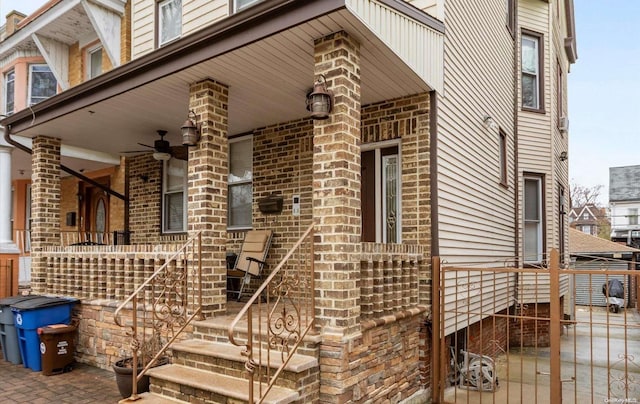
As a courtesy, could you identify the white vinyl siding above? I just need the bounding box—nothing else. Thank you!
[132,0,155,58]
[183,0,227,37]
[431,0,516,263]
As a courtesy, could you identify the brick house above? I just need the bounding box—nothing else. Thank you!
[0,0,576,402]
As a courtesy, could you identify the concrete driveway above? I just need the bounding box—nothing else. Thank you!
[444,306,640,403]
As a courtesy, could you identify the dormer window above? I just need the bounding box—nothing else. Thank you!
[28,64,57,106]
[158,0,182,47]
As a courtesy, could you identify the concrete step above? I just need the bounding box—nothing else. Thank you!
[147,364,299,404]
[122,392,185,403]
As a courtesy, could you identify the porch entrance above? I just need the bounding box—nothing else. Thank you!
[79,177,110,243]
[431,250,640,403]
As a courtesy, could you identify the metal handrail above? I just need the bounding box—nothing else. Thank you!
[228,224,315,404]
[114,231,203,401]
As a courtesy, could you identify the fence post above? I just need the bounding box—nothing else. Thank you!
[549,249,562,404]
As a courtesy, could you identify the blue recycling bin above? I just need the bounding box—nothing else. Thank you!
[0,295,41,364]
[11,296,78,371]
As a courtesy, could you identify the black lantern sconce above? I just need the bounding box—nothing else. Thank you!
[306,75,333,120]
[181,110,201,146]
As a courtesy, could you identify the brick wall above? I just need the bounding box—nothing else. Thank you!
[508,298,563,348]
[465,309,509,357]
[121,0,131,64]
[128,154,163,244]
[68,43,81,87]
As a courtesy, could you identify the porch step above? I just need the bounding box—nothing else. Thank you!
[122,392,184,404]
[147,364,299,404]
[192,317,322,357]
[171,340,318,391]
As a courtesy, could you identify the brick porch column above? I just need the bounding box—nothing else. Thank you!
[187,79,229,317]
[31,136,61,294]
[313,31,362,403]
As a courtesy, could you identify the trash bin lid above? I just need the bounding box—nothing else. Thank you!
[10,296,78,311]
[38,323,77,335]
[0,295,41,307]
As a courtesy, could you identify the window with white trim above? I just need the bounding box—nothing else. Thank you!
[629,208,638,226]
[228,136,253,229]
[87,46,103,79]
[162,158,187,233]
[28,64,57,106]
[524,176,543,263]
[234,0,261,12]
[158,0,182,47]
[4,69,15,115]
[521,33,542,110]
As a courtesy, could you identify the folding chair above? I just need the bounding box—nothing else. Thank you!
[227,229,273,301]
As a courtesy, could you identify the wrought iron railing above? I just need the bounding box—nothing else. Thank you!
[228,224,315,404]
[114,231,203,401]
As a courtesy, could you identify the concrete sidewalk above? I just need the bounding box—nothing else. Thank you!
[0,359,122,403]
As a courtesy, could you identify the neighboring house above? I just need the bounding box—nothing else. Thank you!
[0,0,131,286]
[610,165,640,248]
[569,228,640,308]
[569,204,608,236]
[0,0,576,403]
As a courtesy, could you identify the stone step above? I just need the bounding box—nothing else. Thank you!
[122,392,184,403]
[147,364,299,404]
[191,317,322,357]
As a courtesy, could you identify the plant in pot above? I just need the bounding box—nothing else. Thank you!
[113,333,170,399]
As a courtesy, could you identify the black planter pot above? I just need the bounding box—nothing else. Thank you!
[113,357,169,398]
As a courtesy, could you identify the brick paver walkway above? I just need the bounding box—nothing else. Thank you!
[0,359,122,403]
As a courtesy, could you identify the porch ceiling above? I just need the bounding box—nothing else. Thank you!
[4,0,439,177]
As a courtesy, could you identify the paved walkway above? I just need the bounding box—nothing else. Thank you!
[0,359,122,403]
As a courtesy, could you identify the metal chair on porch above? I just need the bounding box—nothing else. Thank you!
[227,229,273,301]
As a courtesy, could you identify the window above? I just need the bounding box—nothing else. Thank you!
[28,64,57,105]
[162,158,187,233]
[499,130,508,186]
[228,136,253,228]
[629,208,638,226]
[580,226,591,235]
[87,46,103,79]
[524,176,543,263]
[582,213,589,220]
[158,0,181,47]
[234,0,261,12]
[556,60,563,129]
[521,32,543,111]
[4,69,14,115]
[506,0,515,36]
[361,142,401,243]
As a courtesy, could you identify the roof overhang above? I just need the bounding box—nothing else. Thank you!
[2,0,443,160]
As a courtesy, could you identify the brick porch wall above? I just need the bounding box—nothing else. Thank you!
[508,297,564,348]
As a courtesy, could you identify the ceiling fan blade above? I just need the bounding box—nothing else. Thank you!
[137,143,155,149]
[120,150,149,153]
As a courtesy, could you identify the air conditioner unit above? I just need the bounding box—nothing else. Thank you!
[559,116,569,133]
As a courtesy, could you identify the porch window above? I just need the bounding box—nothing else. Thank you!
[162,158,187,233]
[521,32,543,111]
[87,46,103,79]
[524,176,543,263]
[234,0,261,12]
[228,136,253,229]
[361,142,401,243]
[28,64,57,106]
[158,0,181,47]
[4,69,14,115]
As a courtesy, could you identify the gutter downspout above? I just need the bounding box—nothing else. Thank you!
[3,124,128,202]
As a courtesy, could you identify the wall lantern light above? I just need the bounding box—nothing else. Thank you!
[181,110,201,146]
[559,151,568,162]
[306,75,333,120]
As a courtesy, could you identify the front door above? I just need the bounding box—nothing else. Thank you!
[80,177,110,244]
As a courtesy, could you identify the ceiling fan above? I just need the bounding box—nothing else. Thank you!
[121,130,187,160]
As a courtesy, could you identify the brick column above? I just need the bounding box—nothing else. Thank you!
[31,136,61,294]
[187,79,229,317]
[313,31,362,403]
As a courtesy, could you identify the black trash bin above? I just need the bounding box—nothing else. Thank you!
[0,295,41,364]
[38,323,77,376]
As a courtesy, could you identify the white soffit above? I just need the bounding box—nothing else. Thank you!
[82,0,122,67]
[346,0,444,93]
[31,34,70,90]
